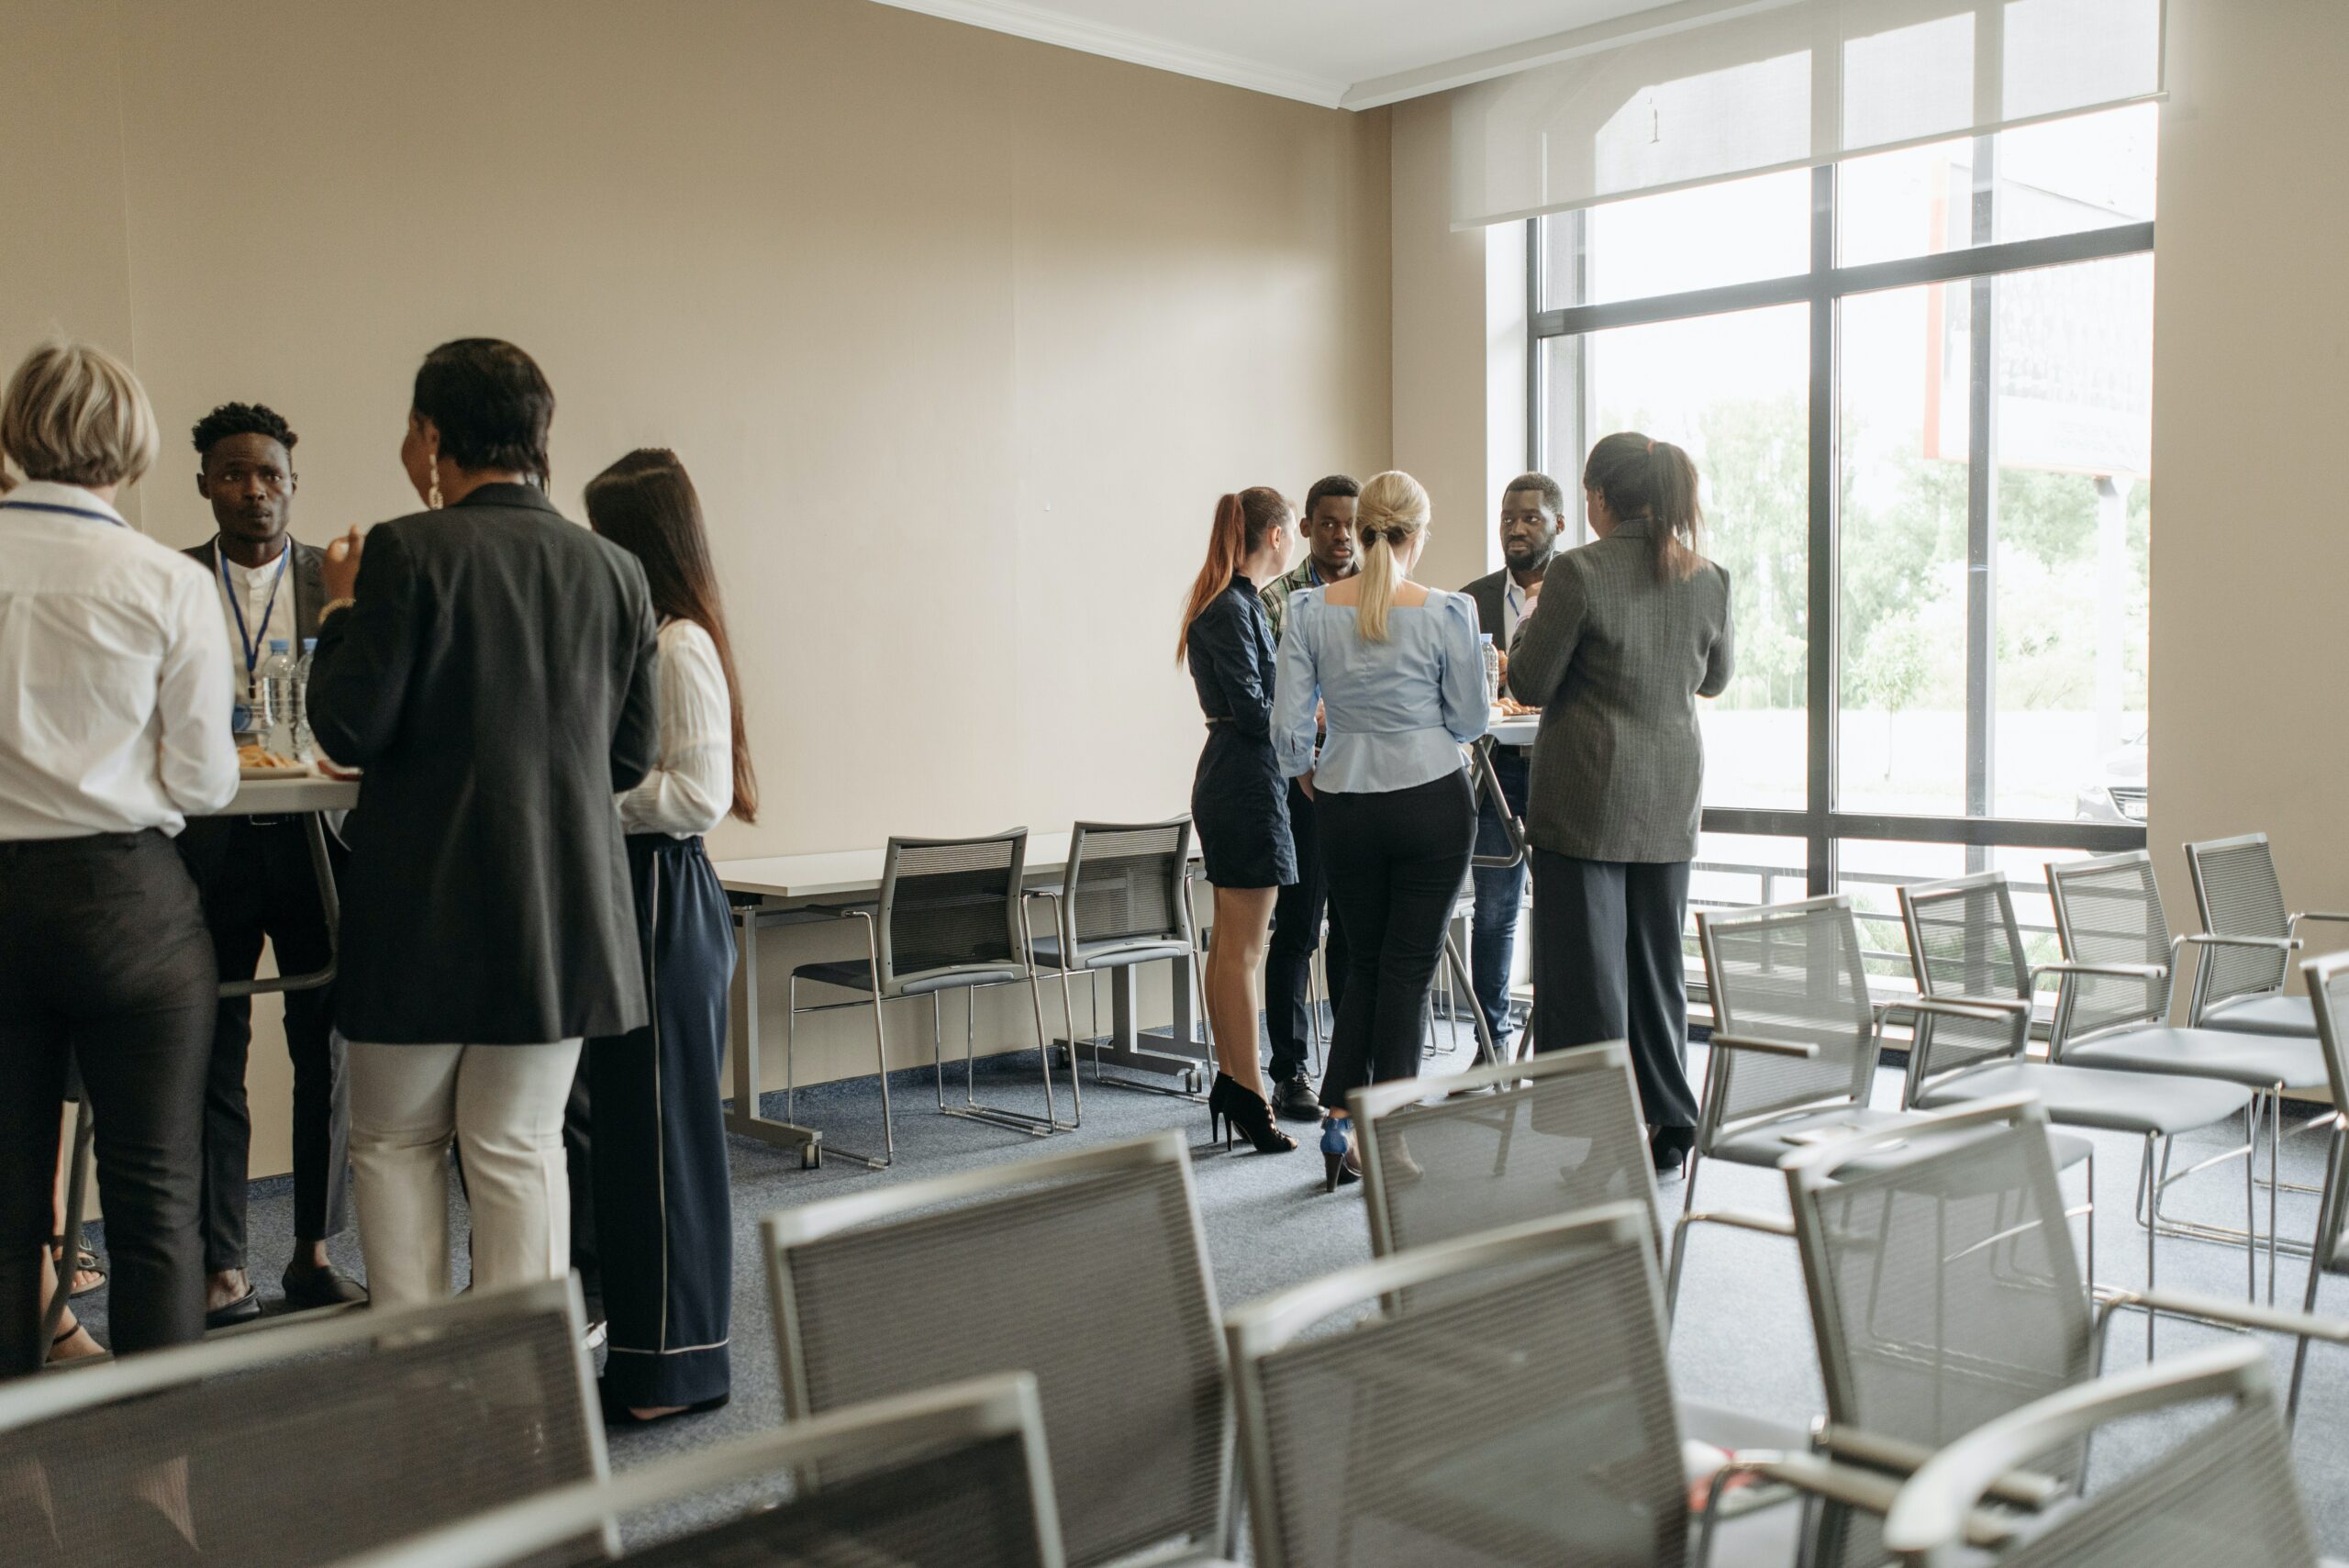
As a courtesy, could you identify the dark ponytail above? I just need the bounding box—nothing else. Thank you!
[1583,430,1704,584]
[1175,485,1291,662]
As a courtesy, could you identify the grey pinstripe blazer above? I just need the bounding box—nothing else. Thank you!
[1504,520,1733,862]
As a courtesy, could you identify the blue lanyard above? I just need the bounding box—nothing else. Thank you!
[0,498,124,527]
[217,540,293,680]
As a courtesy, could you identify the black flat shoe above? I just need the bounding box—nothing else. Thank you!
[282,1262,370,1311]
[600,1386,729,1427]
[1270,1074,1323,1120]
[205,1287,262,1329]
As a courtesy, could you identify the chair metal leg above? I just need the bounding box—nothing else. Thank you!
[2287,1121,2344,1425]
[813,913,896,1170]
[39,1100,95,1349]
[1665,1157,1702,1318]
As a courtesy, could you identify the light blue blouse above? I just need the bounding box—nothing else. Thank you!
[1272,588,1489,794]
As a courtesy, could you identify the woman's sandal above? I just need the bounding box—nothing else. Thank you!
[49,1317,106,1365]
[51,1234,105,1296]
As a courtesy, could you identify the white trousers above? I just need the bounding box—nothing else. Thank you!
[346,1040,584,1308]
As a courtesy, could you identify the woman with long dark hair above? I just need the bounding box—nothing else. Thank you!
[1177,487,1299,1157]
[583,448,754,1423]
[1506,432,1732,1178]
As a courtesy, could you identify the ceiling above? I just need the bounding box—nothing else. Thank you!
[865,0,1694,109]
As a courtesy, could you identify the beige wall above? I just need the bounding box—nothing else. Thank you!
[2147,0,2349,973]
[5,0,1390,1175]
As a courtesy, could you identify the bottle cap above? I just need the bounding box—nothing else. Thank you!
[1479,633,1495,644]
[269,638,291,652]
[302,638,317,653]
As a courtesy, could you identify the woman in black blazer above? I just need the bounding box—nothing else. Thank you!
[308,339,659,1308]
[1178,486,1299,1157]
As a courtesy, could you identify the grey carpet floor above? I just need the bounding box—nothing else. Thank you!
[69,1023,2349,1557]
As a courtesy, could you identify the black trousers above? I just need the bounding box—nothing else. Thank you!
[1264,778,1346,1082]
[178,817,350,1268]
[0,831,214,1375]
[1528,851,1701,1130]
[1316,770,1475,1108]
[585,835,734,1407]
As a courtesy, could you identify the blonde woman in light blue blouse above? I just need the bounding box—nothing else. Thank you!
[1271,471,1486,1190]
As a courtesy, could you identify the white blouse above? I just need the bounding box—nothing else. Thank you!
[617,617,733,838]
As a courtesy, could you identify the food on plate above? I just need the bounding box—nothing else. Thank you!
[238,744,299,769]
[1497,695,1539,717]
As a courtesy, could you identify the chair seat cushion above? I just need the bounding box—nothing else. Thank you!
[1029,934,1193,973]
[793,956,1029,997]
[2199,993,2317,1039]
[2065,1026,2325,1091]
[1709,1106,1917,1168]
[1919,1062,2252,1135]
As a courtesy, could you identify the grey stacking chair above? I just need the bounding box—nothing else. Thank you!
[1225,1203,1795,1568]
[1024,817,1205,1100]
[2184,831,2349,1036]
[327,1373,1064,1568]
[1882,1340,2331,1567]
[1349,1040,1659,1272]
[763,1131,1237,1568]
[0,1278,604,1568]
[2044,851,2327,1292]
[1675,895,2081,1313]
[786,828,1066,1167]
[1899,869,2261,1304]
[2289,948,2349,1418]
[1783,1096,2349,1568]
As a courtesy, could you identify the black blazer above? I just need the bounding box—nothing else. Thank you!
[184,535,328,642]
[308,484,660,1044]
[1461,567,1511,643]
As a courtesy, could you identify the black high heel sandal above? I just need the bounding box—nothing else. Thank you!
[1208,1073,1297,1155]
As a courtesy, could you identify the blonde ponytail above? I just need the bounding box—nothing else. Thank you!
[1352,470,1431,642]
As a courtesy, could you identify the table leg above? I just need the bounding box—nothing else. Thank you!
[1063,958,1209,1093]
[725,903,823,1169]
[220,812,340,997]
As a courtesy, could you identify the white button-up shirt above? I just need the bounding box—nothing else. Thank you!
[617,617,732,837]
[0,482,239,839]
[213,541,300,698]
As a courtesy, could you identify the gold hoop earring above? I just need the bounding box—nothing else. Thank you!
[427,470,443,510]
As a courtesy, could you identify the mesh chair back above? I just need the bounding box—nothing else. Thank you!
[0,1280,602,1568]
[1899,873,2034,1079]
[763,1132,1225,1568]
[1697,896,1880,1131]
[1883,1344,2317,1568]
[327,1375,1064,1568]
[1229,1205,1681,1568]
[1350,1043,1657,1286]
[2044,851,2173,1042]
[2302,951,2349,1278]
[1062,818,1191,956]
[1787,1099,2092,1568]
[877,831,1028,992]
[2186,833,2294,1012]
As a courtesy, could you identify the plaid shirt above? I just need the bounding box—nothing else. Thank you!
[1258,559,1327,644]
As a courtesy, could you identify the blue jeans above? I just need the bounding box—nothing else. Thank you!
[1469,747,1531,1053]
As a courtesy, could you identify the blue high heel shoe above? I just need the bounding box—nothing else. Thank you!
[1320,1116,1360,1193]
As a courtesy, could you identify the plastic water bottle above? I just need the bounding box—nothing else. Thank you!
[293,638,317,759]
[260,639,296,754]
[1480,633,1501,706]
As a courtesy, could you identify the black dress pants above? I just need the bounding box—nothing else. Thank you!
[0,831,214,1376]
[585,835,734,1407]
[1528,851,1701,1130]
[1264,778,1346,1082]
[178,816,350,1268]
[1316,770,1475,1107]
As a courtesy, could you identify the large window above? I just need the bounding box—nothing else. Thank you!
[1532,103,2154,948]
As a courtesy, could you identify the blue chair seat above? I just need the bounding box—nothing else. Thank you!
[2065,1025,2325,1092]
[2199,993,2317,1039]
[1918,1062,2252,1136]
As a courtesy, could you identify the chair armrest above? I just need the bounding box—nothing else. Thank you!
[1701,1452,2017,1550]
[1816,1425,2063,1508]
[2028,960,2168,985]
[1895,995,2031,1025]
[2182,932,2301,952]
[2292,912,2349,928]
[1709,1031,1820,1060]
[2095,1286,2349,1349]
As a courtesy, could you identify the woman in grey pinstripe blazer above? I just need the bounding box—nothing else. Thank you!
[1505,432,1732,1177]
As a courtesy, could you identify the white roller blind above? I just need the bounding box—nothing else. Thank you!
[1451,0,2164,228]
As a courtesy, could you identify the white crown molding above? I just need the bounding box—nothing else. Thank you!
[866,0,1351,107]
[1339,0,1798,110]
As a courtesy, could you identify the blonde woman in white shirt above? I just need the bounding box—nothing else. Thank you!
[580,449,755,1424]
[0,340,238,1376]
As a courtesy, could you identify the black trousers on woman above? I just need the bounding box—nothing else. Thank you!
[0,831,215,1376]
[1528,851,1701,1131]
[1315,769,1475,1108]
[585,833,734,1408]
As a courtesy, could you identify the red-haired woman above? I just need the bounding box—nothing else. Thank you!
[1176,488,1300,1156]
